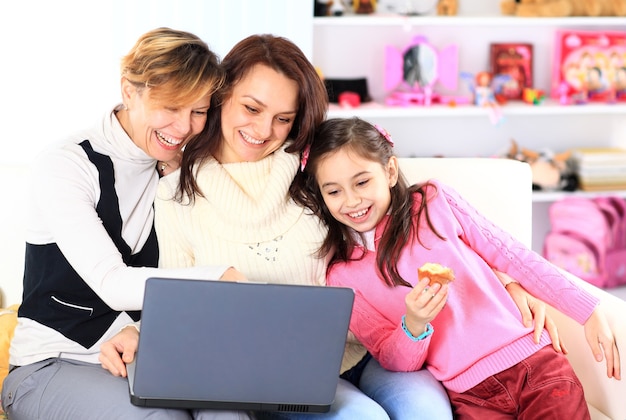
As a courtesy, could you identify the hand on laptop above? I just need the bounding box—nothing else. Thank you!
[99,324,140,377]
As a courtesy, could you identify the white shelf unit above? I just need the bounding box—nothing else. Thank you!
[312,12,626,252]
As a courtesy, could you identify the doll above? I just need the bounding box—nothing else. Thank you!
[461,71,508,124]
[474,71,497,106]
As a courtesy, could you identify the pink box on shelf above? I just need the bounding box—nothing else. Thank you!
[552,29,626,104]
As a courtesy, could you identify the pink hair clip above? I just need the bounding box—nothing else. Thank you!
[374,124,394,146]
[301,145,311,171]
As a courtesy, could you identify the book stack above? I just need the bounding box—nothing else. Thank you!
[573,148,626,191]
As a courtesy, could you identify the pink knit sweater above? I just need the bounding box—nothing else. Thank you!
[327,180,598,393]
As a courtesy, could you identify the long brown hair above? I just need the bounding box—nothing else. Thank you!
[177,34,328,202]
[292,117,444,287]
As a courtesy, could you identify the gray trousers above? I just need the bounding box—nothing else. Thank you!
[2,358,393,420]
[1,358,252,420]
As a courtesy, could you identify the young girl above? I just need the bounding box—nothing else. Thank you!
[294,117,621,419]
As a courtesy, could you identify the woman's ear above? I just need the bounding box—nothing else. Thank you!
[387,155,399,187]
[120,77,135,109]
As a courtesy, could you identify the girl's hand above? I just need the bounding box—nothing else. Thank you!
[496,271,567,354]
[584,306,621,380]
[403,277,448,337]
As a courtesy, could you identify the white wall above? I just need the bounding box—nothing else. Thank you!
[0,0,312,165]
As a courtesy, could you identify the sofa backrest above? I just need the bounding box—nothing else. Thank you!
[398,157,533,247]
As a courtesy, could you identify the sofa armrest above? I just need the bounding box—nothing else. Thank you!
[548,270,626,420]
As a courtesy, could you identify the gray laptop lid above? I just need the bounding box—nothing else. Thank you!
[128,277,354,413]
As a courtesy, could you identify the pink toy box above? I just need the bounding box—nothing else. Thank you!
[552,29,626,104]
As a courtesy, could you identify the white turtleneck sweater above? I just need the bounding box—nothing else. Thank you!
[155,146,367,373]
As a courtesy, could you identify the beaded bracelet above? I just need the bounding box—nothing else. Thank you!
[401,316,433,341]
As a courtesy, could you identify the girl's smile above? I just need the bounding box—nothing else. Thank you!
[316,148,398,233]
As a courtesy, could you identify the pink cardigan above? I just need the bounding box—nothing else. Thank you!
[328,180,598,393]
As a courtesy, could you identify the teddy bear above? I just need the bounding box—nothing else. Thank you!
[437,0,458,15]
[583,0,626,15]
[501,0,626,17]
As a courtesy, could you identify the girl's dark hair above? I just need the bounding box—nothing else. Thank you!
[292,117,443,287]
[177,34,328,202]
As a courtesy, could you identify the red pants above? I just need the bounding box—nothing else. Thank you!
[446,345,590,420]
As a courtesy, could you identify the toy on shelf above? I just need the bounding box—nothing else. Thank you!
[354,0,376,14]
[460,71,510,124]
[551,30,626,104]
[314,0,346,16]
[500,0,626,17]
[505,139,578,191]
[523,88,546,104]
[501,0,573,17]
[384,35,463,107]
[338,91,361,108]
[490,43,533,101]
[437,0,458,15]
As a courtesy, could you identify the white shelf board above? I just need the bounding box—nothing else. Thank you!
[314,15,626,27]
[533,189,626,202]
[327,100,626,119]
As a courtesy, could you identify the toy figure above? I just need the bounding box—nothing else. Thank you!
[460,71,509,125]
[474,71,497,106]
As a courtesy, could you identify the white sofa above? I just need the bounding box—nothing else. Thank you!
[2,159,625,419]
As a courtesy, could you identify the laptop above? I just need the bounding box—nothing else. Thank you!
[127,277,354,413]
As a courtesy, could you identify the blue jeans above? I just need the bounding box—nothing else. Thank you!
[360,357,453,420]
[255,377,389,419]
[258,356,452,419]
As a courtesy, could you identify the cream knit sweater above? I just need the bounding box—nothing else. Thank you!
[155,146,366,373]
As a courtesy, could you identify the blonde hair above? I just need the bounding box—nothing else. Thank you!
[121,27,224,106]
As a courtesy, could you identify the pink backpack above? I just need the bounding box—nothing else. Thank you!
[543,196,626,289]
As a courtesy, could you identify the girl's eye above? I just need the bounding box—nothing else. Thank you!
[324,189,339,196]
[193,110,208,116]
[356,179,369,187]
[245,105,259,114]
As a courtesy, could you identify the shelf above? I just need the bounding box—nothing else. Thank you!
[533,189,626,202]
[327,100,626,119]
[314,15,626,28]
[315,4,626,253]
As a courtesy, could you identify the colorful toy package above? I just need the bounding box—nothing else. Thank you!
[551,30,626,103]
